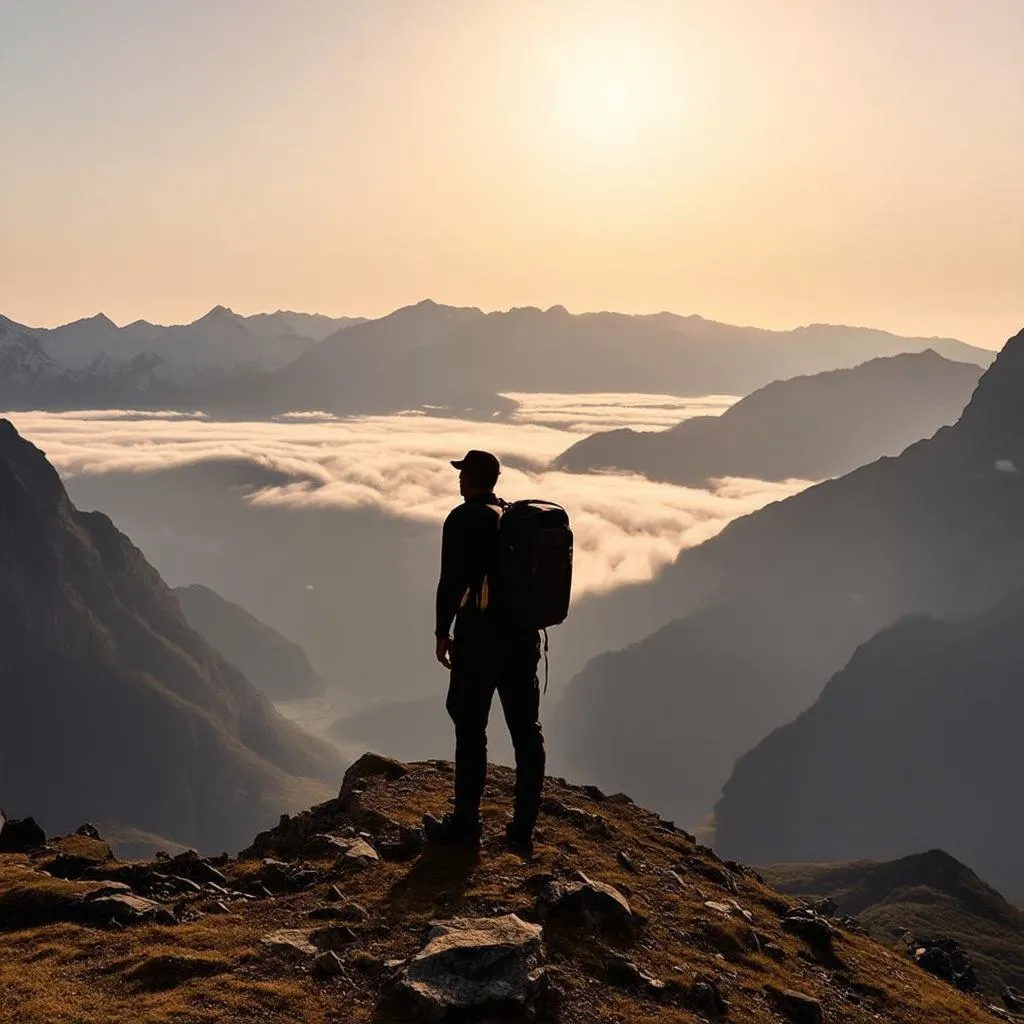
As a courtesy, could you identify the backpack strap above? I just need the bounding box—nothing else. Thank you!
[541,627,549,695]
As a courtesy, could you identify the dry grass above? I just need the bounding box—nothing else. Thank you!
[0,760,1011,1024]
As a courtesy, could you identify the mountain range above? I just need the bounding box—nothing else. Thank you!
[556,327,1024,846]
[553,350,984,485]
[0,420,343,852]
[1,301,996,416]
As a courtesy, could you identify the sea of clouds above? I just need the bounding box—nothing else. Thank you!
[10,395,812,597]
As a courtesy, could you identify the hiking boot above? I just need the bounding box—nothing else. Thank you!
[504,820,535,856]
[422,813,482,848]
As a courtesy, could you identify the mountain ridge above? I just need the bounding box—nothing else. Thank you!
[553,349,983,484]
[0,419,343,852]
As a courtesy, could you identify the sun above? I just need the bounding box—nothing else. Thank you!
[547,38,679,162]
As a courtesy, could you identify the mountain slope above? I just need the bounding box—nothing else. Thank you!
[762,851,1024,994]
[0,420,342,852]
[173,584,326,701]
[200,300,995,416]
[715,587,1024,898]
[554,350,983,484]
[0,756,1008,1023]
[556,328,1024,834]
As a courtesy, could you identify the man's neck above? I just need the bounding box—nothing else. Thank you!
[464,491,497,504]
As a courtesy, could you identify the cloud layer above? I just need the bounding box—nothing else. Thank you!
[9,396,811,597]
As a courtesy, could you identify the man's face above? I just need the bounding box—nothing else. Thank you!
[459,469,470,498]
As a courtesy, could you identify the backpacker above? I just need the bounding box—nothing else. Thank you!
[495,499,573,630]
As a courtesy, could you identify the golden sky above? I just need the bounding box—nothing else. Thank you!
[1,0,1021,346]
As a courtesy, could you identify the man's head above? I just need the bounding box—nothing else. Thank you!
[451,450,500,499]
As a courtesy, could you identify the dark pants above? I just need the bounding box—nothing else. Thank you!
[446,614,545,831]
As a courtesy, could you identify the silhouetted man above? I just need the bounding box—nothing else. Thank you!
[426,450,545,851]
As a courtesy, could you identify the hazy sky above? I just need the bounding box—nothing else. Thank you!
[1,0,1021,346]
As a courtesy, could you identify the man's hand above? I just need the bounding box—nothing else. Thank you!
[435,634,453,670]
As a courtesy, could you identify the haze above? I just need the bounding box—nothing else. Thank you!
[2,0,1021,346]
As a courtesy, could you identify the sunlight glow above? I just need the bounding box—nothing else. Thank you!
[547,31,686,164]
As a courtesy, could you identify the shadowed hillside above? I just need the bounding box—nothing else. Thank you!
[557,328,1024,832]
[554,350,982,485]
[0,421,343,853]
[174,584,326,701]
[762,851,1024,995]
[715,586,1024,898]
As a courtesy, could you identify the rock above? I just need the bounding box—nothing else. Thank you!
[763,942,787,962]
[546,873,637,935]
[913,938,978,992]
[1004,986,1023,1011]
[258,859,292,893]
[261,929,318,956]
[808,896,837,918]
[782,911,834,957]
[82,882,134,900]
[303,833,352,858]
[378,824,424,862]
[77,894,167,927]
[74,823,103,841]
[337,839,380,870]
[704,900,734,917]
[167,850,228,887]
[691,976,728,1017]
[539,799,614,837]
[311,924,361,950]
[617,850,637,872]
[765,985,823,1024]
[314,950,346,980]
[127,953,229,990]
[339,752,408,802]
[0,816,46,852]
[288,869,322,891]
[603,953,665,994]
[395,914,545,1017]
[327,901,368,925]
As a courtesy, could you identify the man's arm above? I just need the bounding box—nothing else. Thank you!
[435,509,468,640]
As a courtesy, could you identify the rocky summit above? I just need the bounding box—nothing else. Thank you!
[1,755,1016,1023]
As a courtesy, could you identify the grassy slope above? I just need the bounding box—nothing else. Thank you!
[763,854,1024,995]
[0,763,1011,1024]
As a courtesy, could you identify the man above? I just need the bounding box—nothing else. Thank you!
[426,449,545,852]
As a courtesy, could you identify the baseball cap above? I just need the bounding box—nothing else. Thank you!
[451,450,500,475]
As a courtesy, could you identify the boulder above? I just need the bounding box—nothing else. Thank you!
[691,976,729,1018]
[314,950,346,980]
[167,850,228,887]
[77,893,170,927]
[261,929,318,956]
[0,816,46,852]
[782,910,834,957]
[339,753,408,801]
[336,839,380,871]
[396,914,545,1017]
[913,938,978,992]
[545,873,637,935]
[74,823,103,841]
[765,985,823,1024]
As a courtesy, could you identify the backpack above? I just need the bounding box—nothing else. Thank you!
[494,499,573,630]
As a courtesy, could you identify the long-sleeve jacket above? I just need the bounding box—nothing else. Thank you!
[435,493,503,637]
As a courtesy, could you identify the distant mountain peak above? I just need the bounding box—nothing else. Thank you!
[69,313,118,330]
[199,305,239,322]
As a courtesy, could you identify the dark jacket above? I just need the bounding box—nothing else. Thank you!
[435,493,503,637]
